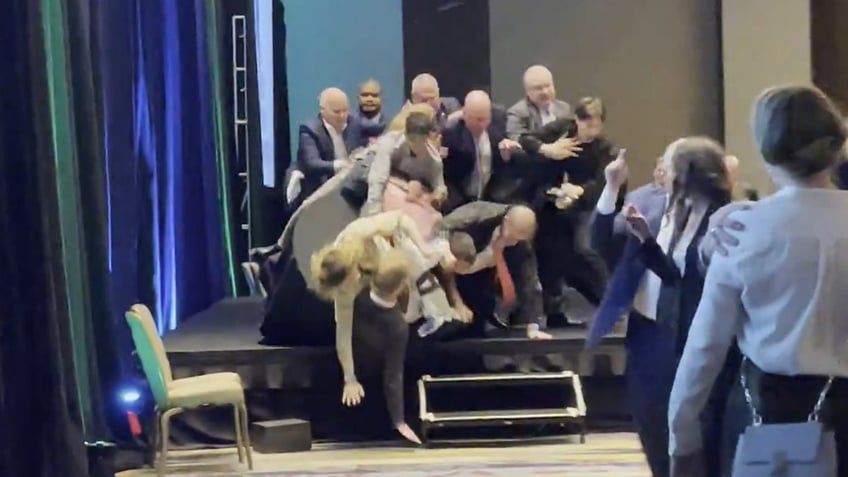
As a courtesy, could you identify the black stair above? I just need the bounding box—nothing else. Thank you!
[417,371,587,443]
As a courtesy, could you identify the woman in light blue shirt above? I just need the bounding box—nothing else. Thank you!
[668,85,848,476]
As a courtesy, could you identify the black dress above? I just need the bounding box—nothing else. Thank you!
[352,289,409,425]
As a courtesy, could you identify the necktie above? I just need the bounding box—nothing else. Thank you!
[493,241,516,308]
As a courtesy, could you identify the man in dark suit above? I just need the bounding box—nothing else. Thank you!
[351,79,386,143]
[292,87,366,207]
[506,65,571,141]
[441,202,551,339]
[441,90,523,212]
[407,73,461,130]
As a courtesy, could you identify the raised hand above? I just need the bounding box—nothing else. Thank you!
[624,205,652,242]
[341,380,365,407]
[604,148,628,189]
[541,137,582,160]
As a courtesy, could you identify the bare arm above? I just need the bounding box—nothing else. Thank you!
[668,254,744,456]
[340,211,433,256]
[334,293,357,383]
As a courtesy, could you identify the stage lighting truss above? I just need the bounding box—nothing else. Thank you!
[232,14,252,249]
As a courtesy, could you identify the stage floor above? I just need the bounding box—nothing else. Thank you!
[118,432,649,476]
[163,298,626,376]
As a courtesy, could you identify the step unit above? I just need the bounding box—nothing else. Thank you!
[417,371,587,443]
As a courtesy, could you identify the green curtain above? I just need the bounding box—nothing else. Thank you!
[41,0,121,450]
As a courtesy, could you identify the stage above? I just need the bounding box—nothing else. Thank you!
[159,297,630,445]
[163,297,627,376]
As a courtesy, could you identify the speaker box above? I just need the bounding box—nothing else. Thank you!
[251,418,312,454]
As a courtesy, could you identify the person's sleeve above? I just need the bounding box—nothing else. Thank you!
[506,107,529,141]
[298,127,335,177]
[668,253,744,456]
[637,238,682,283]
[334,295,357,383]
[382,314,408,425]
[517,119,568,153]
[514,245,545,326]
[578,140,617,207]
[361,135,395,216]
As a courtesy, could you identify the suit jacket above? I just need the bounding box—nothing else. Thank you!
[434,96,462,129]
[441,115,521,212]
[351,110,386,142]
[295,116,366,199]
[588,192,720,352]
[518,117,618,212]
[505,97,571,140]
[442,201,544,325]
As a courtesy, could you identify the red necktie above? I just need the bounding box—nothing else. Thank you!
[493,242,516,308]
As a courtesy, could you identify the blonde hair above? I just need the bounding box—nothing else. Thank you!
[310,238,379,300]
[371,249,410,299]
[388,103,435,133]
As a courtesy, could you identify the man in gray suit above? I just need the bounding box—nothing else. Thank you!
[506,65,572,146]
[407,73,462,130]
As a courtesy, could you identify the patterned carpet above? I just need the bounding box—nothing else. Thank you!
[119,433,649,476]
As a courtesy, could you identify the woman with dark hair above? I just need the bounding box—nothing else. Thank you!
[669,85,848,476]
[589,137,740,477]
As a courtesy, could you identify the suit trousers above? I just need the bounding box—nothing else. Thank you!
[625,312,740,477]
[735,363,848,477]
[535,207,608,311]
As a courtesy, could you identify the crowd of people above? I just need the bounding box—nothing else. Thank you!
[253,65,846,476]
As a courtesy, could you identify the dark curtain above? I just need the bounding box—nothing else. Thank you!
[1,0,120,474]
[98,0,236,337]
[402,0,491,98]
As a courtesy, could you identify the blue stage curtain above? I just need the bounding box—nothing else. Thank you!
[97,0,235,334]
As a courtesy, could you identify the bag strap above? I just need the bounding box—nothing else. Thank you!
[739,357,834,426]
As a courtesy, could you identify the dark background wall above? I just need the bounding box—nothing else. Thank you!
[403,0,491,99]
[489,0,722,186]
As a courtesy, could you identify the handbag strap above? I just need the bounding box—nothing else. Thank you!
[739,357,834,426]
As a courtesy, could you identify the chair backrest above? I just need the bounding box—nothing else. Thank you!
[125,304,172,407]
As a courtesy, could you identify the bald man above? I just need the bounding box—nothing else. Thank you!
[352,79,386,142]
[441,91,524,212]
[506,65,571,141]
[440,201,551,339]
[293,87,367,204]
[407,73,461,129]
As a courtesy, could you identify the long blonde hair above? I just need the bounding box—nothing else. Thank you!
[388,103,435,133]
[310,238,379,300]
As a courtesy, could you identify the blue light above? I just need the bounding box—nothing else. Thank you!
[119,389,141,405]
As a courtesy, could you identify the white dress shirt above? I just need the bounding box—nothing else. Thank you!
[596,186,706,320]
[323,119,348,160]
[668,186,848,456]
[467,131,492,199]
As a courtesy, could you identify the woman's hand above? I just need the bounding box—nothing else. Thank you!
[342,380,365,406]
[406,181,424,201]
[455,301,474,323]
[604,148,628,190]
[625,205,652,243]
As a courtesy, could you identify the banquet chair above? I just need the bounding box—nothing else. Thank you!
[125,304,253,475]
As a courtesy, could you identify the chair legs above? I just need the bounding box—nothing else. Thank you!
[156,408,183,476]
[238,403,254,470]
[233,404,245,464]
[154,404,253,474]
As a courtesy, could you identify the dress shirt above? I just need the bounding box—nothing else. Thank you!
[668,186,848,456]
[323,119,348,160]
[466,131,492,199]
